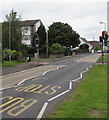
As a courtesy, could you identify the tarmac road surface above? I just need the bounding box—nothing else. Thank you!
[1,53,101,119]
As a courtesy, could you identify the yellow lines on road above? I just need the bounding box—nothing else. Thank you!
[0,91,3,94]
[0,96,37,117]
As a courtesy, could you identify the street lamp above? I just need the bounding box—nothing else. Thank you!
[99,22,106,31]
[46,28,48,58]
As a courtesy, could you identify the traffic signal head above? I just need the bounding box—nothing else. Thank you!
[99,36,103,45]
[104,34,108,41]
[104,40,107,46]
[102,31,108,41]
[35,38,39,47]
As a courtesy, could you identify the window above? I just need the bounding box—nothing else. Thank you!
[22,26,30,35]
[22,36,30,41]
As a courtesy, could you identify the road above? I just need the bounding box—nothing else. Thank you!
[1,53,101,119]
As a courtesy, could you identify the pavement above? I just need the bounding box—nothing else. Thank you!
[2,56,72,75]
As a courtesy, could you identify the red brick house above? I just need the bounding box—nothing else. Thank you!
[89,41,102,50]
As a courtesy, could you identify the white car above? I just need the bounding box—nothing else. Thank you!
[97,50,102,53]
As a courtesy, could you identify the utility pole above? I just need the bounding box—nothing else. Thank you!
[46,28,48,58]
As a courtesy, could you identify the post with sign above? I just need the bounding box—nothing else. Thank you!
[34,36,39,64]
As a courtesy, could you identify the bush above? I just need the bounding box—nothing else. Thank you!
[3,49,22,61]
[49,43,64,54]
[79,44,89,52]
[3,49,12,60]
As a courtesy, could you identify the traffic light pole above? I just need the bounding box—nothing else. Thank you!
[102,43,104,65]
[34,35,39,64]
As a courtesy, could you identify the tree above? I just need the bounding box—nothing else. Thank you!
[2,9,22,51]
[48,22,80,48]
[37,23,46,48]
[32,23,46,54]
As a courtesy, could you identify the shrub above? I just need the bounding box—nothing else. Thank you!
[3,49,22,61]
[49,43,64,54]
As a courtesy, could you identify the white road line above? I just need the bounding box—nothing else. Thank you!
[1,66,66,91]
[0,86,16,91]
[37,102,48,119]
[69,82,72,89]
[17,76,38,86]
[47,90,70,102]
[42,66,66,76]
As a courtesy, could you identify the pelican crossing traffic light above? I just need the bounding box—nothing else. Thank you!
[99,36,103,45]
[35,38,39,47]
[101,31,108,46]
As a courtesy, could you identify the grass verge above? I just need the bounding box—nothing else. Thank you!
[2,58,49,67]
[49,65,108,118]
[2,60,26,67]
[97,54,109,63]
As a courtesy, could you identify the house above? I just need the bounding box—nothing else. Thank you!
[79,38,93,52]
[73,37,93,52]
[89,41,101,50]
[21,19,42,46]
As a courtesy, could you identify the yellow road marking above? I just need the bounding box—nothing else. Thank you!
[0,97,24,113]
[7,99,37,117]
[0,96,38,117]
[0,91,3,94]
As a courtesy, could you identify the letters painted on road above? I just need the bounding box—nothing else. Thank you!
[15,84,61,95]
[0,96,37,117]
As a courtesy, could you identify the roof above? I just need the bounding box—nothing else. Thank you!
[21,20,40,26]
[80,37,90,44]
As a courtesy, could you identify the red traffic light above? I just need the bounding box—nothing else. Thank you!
[102,31,108,41]
[102,31,108,35]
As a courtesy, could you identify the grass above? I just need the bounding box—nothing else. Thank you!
[2,60,26,67]
[49,65,108,118]
[97,54,109,63]
[2,57,49,67]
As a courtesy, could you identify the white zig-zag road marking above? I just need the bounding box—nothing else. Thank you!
[47,90,70,102]
[0,65,66,91]
[37,102,48,119]
[36,65,92,119]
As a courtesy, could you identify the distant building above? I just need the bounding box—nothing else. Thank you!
[72,37,93,52]
[21,19,42,46]
[89,41,101,50]
[79,38,93,52]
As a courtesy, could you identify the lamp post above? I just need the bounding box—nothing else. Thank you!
[99,22,106,31]
[9,19,11,64]
[99,22,106,64]
[46,28,48,58]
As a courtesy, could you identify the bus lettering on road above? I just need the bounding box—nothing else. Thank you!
[0,96,37,117]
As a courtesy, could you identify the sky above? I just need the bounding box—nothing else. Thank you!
[0,0,108,41]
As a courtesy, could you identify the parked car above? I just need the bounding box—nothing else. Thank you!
[97,50,102,53]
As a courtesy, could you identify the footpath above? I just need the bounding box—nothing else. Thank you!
[2,56,72,75]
